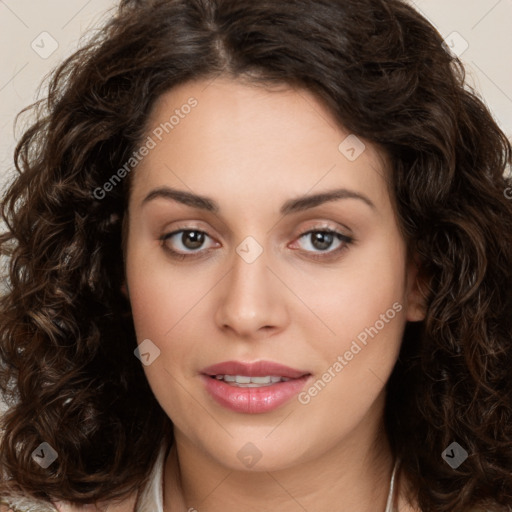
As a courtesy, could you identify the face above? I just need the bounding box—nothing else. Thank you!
[124,77,424,472]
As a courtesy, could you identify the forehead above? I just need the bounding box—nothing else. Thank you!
[129,77,391,213]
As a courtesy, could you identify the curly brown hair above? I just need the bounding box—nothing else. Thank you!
[1,0,511,510]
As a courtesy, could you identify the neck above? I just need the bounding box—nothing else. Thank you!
[163,396,399,512]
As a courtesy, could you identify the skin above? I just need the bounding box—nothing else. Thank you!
[123,76,426,512]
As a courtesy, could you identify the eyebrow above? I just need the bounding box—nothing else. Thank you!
[141,186,376,214]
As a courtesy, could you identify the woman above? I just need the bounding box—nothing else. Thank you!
[1,0,511,511]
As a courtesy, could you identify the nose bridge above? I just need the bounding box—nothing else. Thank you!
[229,239,272,313]
[215,236,287,336]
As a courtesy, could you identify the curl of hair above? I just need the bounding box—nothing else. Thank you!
[0,0,511,510]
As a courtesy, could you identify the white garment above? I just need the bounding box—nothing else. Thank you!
[134,441,167,512]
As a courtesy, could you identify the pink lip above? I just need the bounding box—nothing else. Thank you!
[201,360,310,379]
[200,360,312,414]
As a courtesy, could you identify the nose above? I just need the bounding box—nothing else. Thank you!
[214,244,289,339]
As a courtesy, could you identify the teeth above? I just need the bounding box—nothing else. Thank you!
[214,375,292,387]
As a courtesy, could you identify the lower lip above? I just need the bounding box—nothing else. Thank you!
[201,374,311,414]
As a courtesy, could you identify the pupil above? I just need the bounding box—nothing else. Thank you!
[183,231,204,249]
[312,232,333,251]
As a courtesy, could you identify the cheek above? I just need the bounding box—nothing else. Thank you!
[125,244,219,393]
[125,240,204,339]
[125,247,207,420]
[291,239,408,445]
[292,232,408,349]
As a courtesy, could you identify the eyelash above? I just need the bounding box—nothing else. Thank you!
[159,227,354,262]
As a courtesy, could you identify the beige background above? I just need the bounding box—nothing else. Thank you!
[1,0,512,187]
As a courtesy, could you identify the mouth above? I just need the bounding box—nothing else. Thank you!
[199,360,312,413]
[207,374,297,387]
[201,360,311,382]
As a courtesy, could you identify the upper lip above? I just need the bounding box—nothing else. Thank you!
[201,360,310,379]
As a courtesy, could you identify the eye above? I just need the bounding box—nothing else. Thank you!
[159,226,354,261]
[291,228,353,260]
[160,229,218,259]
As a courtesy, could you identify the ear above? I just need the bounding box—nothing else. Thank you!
[404,252,427,322]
